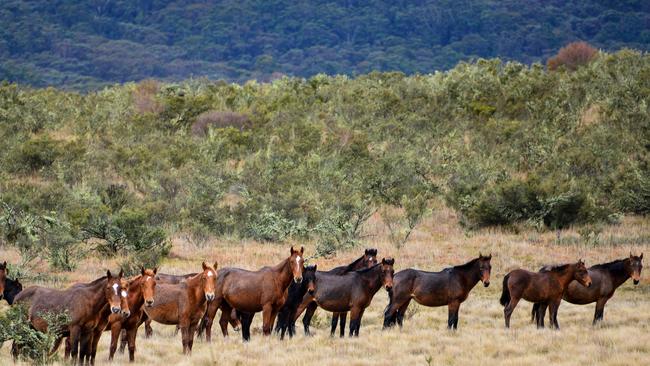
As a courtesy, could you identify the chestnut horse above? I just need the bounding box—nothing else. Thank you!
[500,260,592,329]
[13,270,127,364]
[383,254,492,330]
[105,267,158,362]
[210,246,305,341]
[143,262,217,354]
[274,264,318,339]
[296,258,395,337]
[532,253,643,325]
[294,248,378,337]
[150,271,240,341]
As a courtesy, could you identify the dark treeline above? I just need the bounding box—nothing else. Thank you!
[0,50,649,273]
[1,0,650,90]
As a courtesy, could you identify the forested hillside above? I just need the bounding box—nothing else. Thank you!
[1,50,649,272]
[1,0,650,90]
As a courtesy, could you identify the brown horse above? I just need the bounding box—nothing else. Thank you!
[146,271,240,341]
[210,246,305,341]
[13,270,127,364]
[294,248,378,337]
[383,254,492,330]
[500,260,592,329]
[105,267,158,362]
[0,261,7,301]
[296,258,395,337]
[532,253,643,325]
[143,262,217,354]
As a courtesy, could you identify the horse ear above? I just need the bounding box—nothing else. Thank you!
[313,264,317,271]
[641,253,644,260]
[290,246,295,254]
[153,267,158,275]
[630,251,633,258]
[141,267,145,276]
[488,253,492,259]
[107,270,112,279]
[300,246,304,255]
[202,261,208,271]
[118,269,124,278]
[213,261,218,270]
[479,252,483,258]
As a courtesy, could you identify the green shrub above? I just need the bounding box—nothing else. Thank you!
[0,305,70,365]
[15,135,62,172]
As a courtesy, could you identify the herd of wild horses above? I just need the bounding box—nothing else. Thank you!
[0,248,644,365]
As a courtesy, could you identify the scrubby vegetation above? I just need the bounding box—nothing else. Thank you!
[0,50,648,269]
[1,1,650,89]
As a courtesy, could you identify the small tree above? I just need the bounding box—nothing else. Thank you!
[547,41,598,71]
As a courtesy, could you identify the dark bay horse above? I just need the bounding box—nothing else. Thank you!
[210,246,305,341]
[143,262,217,354]
[2,276,23,305]
[0,261,7,301]
[296,258,395,337]
[106,267,158,362]
[383,254,492,330]
[295,248,378,337]
[532,253,643,325]
[13,270,127,364]
[500,260,592,329]
[274,264,317,339]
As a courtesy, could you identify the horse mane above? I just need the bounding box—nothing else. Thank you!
[355,263,380,274]
[543,264,571,272]
[591,259,626,270]
[88,275,108,285]
[450,257,480,271]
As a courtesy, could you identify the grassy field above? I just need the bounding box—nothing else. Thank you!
[1,208,649,366]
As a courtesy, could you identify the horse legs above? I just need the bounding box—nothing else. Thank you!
[219,304,234,337]
[108,322,122,361]
[536,303,548,329]
[593,297,609,325]
[330,312,339,337]
[262,304,275,336]
[239,311,254,342]
[180,322,191,355]
[338,312,347,337]
[302,301,318,336]
[447,301,460,330]
[69,325,81,364]
[144,318,153,338]
[349,307,366,337]
[548,299,561,330]
[126,327,138,362]
[503,296,520,328]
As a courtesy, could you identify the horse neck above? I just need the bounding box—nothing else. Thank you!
[555,266,579,289]
[185,273,206,305]
[128,276,145,309]
[454,260,481,290]
[85,279,110,313]
[359,265,383,294]
[604,260,630,288]
[272,257,294,290]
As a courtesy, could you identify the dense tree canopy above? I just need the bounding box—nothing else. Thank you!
[1,0,649,90]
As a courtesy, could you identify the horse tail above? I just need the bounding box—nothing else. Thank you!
[499,274,511,306]
[531,303,539,323]
[382,288,397,328]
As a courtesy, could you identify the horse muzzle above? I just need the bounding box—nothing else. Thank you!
[145,299,155,307]
[385,285,393,291]
[633,279,640,285]
[483,281,490,287]
[307,288,315,295]
[111,307,121,314]
[205,293,215,301]
[294,277,303,284]
[122,310,131,318]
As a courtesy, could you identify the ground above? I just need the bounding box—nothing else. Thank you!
[1,208,648,365]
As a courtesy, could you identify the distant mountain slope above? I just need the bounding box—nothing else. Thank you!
[1,0,649,90]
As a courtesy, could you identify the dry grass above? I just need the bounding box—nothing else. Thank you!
[1,210,649,365]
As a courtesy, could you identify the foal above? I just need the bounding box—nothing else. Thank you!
[532,253,643,325]
[143,262,217,354]
[383,254,492,330]
[297,258,395,337]
[500,259,592,329]
[211,246,305,341]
